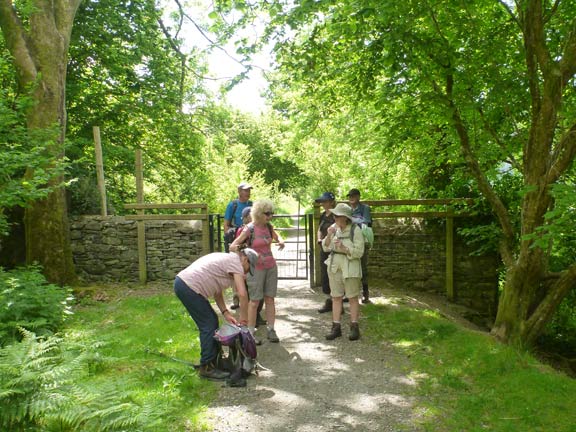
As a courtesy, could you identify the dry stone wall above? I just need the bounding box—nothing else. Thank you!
[69,215,499,320]
[70,216,202,282]
[367,218,499,318]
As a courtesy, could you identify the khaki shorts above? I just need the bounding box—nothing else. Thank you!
[246,266,278,301]
[327,269,361,298]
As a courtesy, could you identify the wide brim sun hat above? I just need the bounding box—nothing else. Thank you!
[331,203,353,221]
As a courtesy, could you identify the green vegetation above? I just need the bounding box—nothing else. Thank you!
[1,0,576,364]
[64,289,217,431]
[0,266,73,345]
[362,300,576,432]
[1,270,574,431]
[0,273,216,431]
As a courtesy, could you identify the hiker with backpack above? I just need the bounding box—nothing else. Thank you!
[315,192,337,314]
[223,182,253,253]
[224,182,253,310]
[229,199,285,344]
[235,206,267,328]
[322,203,365,341]
[173,248,258,381]
[347,188,373,304]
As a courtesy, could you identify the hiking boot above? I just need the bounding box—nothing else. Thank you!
[198,363,230,381]
[317,298,333,314]
[325,322,342,340]
[230,294,240,310]
[349,322,360,341]
[362,286,371,304]
[267,328,280,343]
[256,314,267,327]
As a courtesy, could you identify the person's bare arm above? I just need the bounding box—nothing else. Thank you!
[233,273,249,324]
[223,219,232,232]
[229,229,248,252]
[214,291,238,325]
[272,226,285,250]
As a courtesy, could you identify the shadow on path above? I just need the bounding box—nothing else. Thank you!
[205,280,423,432]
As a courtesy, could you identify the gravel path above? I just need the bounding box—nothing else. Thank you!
[205,280,424,432]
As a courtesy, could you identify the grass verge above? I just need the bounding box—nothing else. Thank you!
[66,288,218,431]
[67,285,576,431]
[362,300,576,432]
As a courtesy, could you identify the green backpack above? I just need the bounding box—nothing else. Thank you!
[351,223,374,249]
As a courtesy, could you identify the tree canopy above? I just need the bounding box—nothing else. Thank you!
[1,0,576,347]
[211,0,576,346]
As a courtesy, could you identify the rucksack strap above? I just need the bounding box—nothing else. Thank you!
[230,199,239,227]
[247,222,274,247]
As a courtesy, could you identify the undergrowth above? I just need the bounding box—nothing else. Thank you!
[362,300,576,432]
[0,273,216,431]
[0,265,74,345]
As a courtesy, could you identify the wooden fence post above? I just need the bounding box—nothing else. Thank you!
[93,126,107,216]
[313,204,321,289]
[201,205,210,256]
[135,149,147,284]
[446,207,455,300]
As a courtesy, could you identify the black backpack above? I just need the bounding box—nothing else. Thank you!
[214,324,257,387]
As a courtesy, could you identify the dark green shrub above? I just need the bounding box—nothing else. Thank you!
[539,290,576,358]
[0,266,73,345]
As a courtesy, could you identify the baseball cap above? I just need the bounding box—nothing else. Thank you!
[238,182,253,190]
[315,192,336,203]
[242,248,259,275]
[346,188,361,197]
[241,206,252,219]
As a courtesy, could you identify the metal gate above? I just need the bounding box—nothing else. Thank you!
[210,213,313,281]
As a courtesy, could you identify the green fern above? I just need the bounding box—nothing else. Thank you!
[0,266,74,346]
[0,329,163,431]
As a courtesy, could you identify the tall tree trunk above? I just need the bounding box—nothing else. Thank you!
[447,0,576,346]
[0,0,81,284]
[492,246,545,346]
[478,0,576,346]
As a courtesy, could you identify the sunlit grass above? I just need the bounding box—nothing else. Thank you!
[67,287,576,431]
[363,301,576,432]
[67,291,217,431]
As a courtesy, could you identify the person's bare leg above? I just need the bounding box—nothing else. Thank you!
[349,296,359,323]
[331,296,343,322]
[248,300,259,329]
[349,296,361,340]
[264,296,275,327]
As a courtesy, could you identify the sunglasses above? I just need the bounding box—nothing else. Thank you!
[264,211,274,216]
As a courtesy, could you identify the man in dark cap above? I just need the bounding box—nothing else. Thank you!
[347,188,372,303]
[315,192,336,313]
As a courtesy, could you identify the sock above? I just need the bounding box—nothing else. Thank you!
[248,326,256,335]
